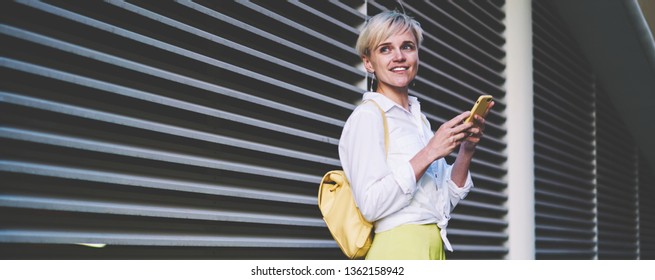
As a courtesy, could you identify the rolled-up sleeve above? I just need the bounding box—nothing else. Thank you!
[435,160,474,211]
[389,160,417,197]
[339,104,417,222]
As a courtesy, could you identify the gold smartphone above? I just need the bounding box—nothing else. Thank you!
[465,95,493,123]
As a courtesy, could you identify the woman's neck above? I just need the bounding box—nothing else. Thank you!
[377,84,410,110]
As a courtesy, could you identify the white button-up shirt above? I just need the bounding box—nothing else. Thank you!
[338,92,473,251]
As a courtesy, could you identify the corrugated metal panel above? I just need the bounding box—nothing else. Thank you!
[639,158,655,259]
[369,0,508,260]
[596,89,639,259]
[2,0,508,259]
[1,0,365,259]
[533,1,652,260]
[532,1,597,259]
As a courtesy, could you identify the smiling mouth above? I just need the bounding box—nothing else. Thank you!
[390,67,409,72]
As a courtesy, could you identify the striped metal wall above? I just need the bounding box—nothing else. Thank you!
[638,158,655,259]
[533,1,654,260]
[532,1,597,259]
[1,0,508,259]
[1,0,361,259]
[596,88,639,259]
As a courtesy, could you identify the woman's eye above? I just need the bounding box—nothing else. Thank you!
[402,44,415,50]
[379,46,390,53]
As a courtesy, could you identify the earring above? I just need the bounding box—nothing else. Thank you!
[369,77,374,92]
[368,72,375,92]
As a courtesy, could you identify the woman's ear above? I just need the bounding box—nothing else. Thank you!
[362,55,374,73]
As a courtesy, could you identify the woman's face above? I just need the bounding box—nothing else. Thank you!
[364,30,419,92]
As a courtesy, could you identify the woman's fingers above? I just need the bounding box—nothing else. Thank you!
[471,115,486,132]
[439,102,494,151]
[445,111,470,128]
[466,127,481,136]
[454,131,469,143]
[484,101,495,116]
[435,107,493,153]
[464,110,490,143]
[452,119,474,135]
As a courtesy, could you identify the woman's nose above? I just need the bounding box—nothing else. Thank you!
[392,49,405,61]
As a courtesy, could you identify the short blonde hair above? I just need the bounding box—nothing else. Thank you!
[355,11,424,58]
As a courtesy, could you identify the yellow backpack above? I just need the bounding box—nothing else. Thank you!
[317,100,388,259]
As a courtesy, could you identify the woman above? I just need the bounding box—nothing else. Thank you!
[338,11,494,260]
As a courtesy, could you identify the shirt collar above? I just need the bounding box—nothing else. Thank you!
[362,91,419,112]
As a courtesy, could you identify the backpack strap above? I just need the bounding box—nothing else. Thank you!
[362,100,389,157]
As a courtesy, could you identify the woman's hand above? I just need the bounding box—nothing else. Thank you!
[411,101,494,182]
[449,100,493,187]
[427,111,474,160]
[462,101,495,152]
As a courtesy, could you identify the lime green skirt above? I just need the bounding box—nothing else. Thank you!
[366,224,446,260]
